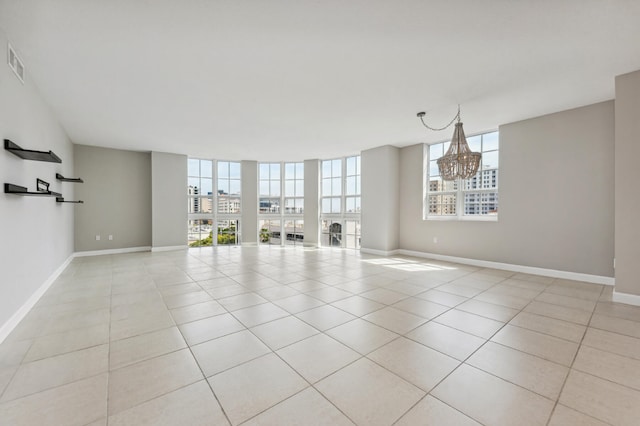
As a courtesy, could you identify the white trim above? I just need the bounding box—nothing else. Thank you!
[394,249,615,286]
[74,246,151,257]
[0,254,74,344]
[151,245,187,252]
[612,290,640,307]
[426,215,498,222]
[360,248,400,257]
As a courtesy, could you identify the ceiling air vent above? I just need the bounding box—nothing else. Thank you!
[7,43,25,84]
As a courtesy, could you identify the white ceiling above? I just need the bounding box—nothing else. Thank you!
[1,0,640,161]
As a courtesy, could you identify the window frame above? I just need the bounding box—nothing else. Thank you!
[259,162,282,214]
[188,158,242,247]
[320,155,361,249]
[258,162,305,246]
[284,162,305,215]
[217,160,242,216]
[424,131,499,222]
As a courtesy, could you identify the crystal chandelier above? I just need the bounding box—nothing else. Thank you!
[417,106,481,181]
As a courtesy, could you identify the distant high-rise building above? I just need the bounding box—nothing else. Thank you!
[188,186,215,213]
[428,180,456,215]
[218,192,241,213]
[464,169,498,215]
[188,186,200,212]
[428,168,498,216]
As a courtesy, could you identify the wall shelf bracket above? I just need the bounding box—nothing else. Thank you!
[56,197,84,204]
[56,173,83,183]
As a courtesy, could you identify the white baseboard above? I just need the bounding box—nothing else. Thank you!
[360,248,400,257]
[0,254,74,344]
[361,248,614,286]
[151,245,187,252]
[74,246,151,257]
[612,290,640,307]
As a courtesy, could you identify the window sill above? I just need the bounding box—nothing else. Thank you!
[425,215,498,222]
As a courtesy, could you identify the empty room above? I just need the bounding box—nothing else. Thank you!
[1,1,640,425]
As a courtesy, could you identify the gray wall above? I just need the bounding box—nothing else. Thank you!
[303,159,320,246]
[398,101,615,277]
[74,145,152,251]
[0,30,75,331]
[152,151,187,249]
[241,160,258,244]
[614,70,640,295]
[361,145,400,252]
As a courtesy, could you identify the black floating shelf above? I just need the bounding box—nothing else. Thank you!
[56,197,84,204]
[4,183,62,197]
[4,139,62,163]
[56,173,83,183]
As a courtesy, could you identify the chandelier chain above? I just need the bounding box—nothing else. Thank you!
[417,105,461,131]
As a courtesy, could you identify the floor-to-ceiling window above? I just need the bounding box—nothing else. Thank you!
[189,156,362,249]
[216,161,241,245]
[188,158,241,246]
[188,159,214,246]
[259,162,304,246]
[320,155,361,248]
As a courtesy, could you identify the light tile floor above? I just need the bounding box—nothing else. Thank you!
[1,246,639,425]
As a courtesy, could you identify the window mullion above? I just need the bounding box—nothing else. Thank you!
[280,162,285,246]
[213,160,218,246]
[457,177,463,219]
[341,159,347,245]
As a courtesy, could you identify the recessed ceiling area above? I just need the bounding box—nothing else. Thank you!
[1,0,639,161]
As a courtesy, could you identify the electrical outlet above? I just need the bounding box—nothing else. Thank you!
[433,237,438,243]
[108,235,113,241]
[95,235,101,241]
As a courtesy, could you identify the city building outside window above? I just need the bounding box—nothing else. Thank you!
[259,163,281,214]
[188,159,213,246]
[217,161,241,214]
[188,159,241,246]
[425,131,498,220]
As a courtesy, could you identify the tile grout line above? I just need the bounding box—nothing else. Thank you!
[222,249,374,423]
[101,258,228,421]
[221,289,362,424]
[1,263,112,408]
[105,266,114,426]
[387,270,518,424]
[391,275,552,425]
[544,283,605,426]
[175,267,236,426]
[284,271,514,424]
